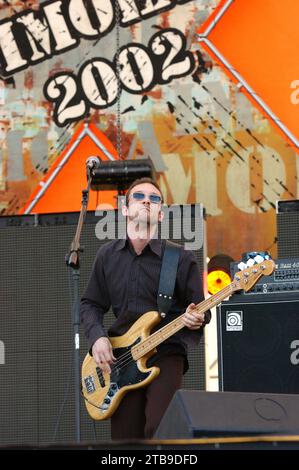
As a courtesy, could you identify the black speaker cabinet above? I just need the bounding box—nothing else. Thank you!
[217,297,299,393]
[154,389,299,439]
[0,206,206,446]
[276,200,299,258]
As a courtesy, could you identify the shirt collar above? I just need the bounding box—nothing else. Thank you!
[148,237,162,257]
[115,236,163,257]
[115,238,126,251]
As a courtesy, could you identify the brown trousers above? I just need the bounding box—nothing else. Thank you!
[111,354,184,440]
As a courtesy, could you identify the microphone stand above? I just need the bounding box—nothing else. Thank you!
[65,168,92,442]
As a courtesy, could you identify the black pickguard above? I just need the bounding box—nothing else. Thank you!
[110,337,151,388]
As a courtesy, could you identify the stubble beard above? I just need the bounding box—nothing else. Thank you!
[127,208,158,240]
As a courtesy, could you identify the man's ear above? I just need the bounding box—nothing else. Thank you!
[158,209,164,223]
[122,204,128,216]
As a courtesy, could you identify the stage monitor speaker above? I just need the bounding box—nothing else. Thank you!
[276,200,299,257]
[217,297,299,393]
[0,206,206,446]
[154,389,299,439]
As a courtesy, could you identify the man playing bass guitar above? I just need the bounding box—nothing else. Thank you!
[81,177,210,439]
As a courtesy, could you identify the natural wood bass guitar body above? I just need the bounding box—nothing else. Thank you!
[82,310,161,420]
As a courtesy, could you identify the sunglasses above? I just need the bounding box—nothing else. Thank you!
[130,192,162,204]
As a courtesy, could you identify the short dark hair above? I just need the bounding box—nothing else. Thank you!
[125,177,163,205]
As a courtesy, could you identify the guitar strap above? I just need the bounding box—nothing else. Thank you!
[157,241,180,317]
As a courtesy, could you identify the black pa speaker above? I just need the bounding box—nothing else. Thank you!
[217,297,299,393]
[0,206,206,446]
[154,389,299,438]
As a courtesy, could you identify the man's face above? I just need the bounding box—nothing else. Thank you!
[122,183,164,227]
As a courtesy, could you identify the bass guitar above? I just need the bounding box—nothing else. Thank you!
[81,258,275,420]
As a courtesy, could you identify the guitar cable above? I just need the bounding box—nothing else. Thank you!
[51,266,76,442]
[51,350,74,442]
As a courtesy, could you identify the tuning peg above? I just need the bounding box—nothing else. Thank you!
[237,261,247,271]
[253,254,265,264]
[246,258,255,267]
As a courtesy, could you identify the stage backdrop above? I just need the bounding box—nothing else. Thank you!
[1,0,299,260]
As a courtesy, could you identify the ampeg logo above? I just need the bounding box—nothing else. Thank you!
[226,311,243,331]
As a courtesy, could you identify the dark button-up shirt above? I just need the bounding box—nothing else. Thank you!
[81,237,210,370]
